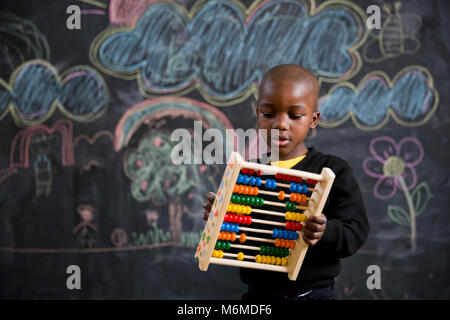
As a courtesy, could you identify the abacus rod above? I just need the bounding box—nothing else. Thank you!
[239,226,273,234]
[260,180,316,192]
[263,199,309,210]
[244,236,275,243]
[251,218,285,227]
[251,208,285,217]
[209,257,289,272]
[222,252,256,259]
[230,243,260,251]
[258,189,313,201]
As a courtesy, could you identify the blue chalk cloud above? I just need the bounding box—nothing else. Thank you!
[92,0,365,103]
[318,67,438,129]
[0,61,108,126]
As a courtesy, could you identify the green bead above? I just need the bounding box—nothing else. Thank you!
[225,242,230,250]
[215,241,221,249]
[245,196,251,205]
[259,198,264,206]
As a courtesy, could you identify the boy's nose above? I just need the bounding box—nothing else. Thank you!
[273,114,290,130]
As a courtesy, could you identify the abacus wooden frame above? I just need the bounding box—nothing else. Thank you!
[194,152,335,281]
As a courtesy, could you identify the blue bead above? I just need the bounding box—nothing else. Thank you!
[249,176,256,186]
[272,229,278,238]
[255,177,262,187]
[243,175,249,185]
[237,175,243,184]
[303,185,308,194]
[293,232,299,240]
[235,224,240,233]
[290,183,295,192]
[272,180,277,189]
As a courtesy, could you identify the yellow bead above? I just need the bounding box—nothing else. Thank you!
[231,204,237,212]
[299,214,306,222]
[270,256,276,264]
[285,212,291,220]
[246,206,252,215]
[212,250,218,258]
[276,257,281,265]
[255,255,262,263]
[218,250,224,258]
[281,258,287,266]
[237,252,244,261]
[227,204,232,212]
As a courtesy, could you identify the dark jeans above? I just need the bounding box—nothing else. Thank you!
[242,285,335,300]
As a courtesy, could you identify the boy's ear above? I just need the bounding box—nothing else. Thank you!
[310,110,320,129]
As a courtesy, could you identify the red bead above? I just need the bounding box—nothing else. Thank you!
[296,223,302,231]
[224,214,229,222]
[237,215,243,224]
[257,170,262,176]
[242,168,248,174]
[248,170,255,175]
[247,216,252,224]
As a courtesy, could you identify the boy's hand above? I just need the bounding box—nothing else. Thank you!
[302,213,327,246]
[202,192,216,221]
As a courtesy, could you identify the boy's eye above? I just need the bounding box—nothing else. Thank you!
[261,111,274,118]
[289,114,304,120]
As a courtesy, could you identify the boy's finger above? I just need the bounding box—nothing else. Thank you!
[302,228,322,240]
[307,214,327,225]
[206,192,216,201]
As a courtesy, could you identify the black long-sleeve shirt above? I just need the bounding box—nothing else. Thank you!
[239,147,370,294]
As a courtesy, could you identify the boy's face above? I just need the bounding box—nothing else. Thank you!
[257,78,320,160]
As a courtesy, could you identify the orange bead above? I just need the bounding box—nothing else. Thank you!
[278,191,285,201]
[275,238,281,247]
[230,232,236,241]
[289,241,295,249]
[243,186,249,195]
[290,193,297,202]
[301,194,307,203]
[233,185,239,193]
[239,233,246,243]
[253,187,259,196]
[238,185,245,194]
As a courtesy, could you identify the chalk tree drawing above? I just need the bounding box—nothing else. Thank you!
[363,2,421,63]
[119,97,233,241]
[317,66,438,130]
[90,0,367,105]
[363,136,432,251]
[0,60,109,127]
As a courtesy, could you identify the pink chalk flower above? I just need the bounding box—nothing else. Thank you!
[363,136,424,200]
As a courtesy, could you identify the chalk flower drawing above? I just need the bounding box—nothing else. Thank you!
[363,136,431,250]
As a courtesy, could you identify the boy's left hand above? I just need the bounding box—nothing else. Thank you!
[302,213,327,246]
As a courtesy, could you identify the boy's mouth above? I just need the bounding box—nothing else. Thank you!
[272,134,290,147]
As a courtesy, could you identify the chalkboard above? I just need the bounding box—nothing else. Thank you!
[0,0,449,299]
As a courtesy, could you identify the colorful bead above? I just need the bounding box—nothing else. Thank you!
[239,233,246,243]
[237,252,244,261]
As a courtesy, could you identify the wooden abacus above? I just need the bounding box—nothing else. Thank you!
[195,152,335,281]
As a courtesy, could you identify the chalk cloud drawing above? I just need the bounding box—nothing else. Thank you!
[0,60,109,127]
[363,136,432,251]
[317,66,438,130]
[363,2,421,63]
[90,0,367,105]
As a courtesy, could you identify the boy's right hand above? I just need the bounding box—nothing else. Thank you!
[202,192,216,221]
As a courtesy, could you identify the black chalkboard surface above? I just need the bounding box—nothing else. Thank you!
[0,0,449,299]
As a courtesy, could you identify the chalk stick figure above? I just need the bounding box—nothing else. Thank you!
[73,204,97,248]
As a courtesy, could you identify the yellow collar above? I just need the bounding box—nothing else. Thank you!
[270,154,306,169]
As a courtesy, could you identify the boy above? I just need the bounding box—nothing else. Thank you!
[203,64,369,300]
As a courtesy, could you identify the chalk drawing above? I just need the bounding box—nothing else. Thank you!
[10,118,75,169]
[363,136,432,251]
[318,66,438,130]
[114,97,233,151]
[0,12,50,75]
[0,60,109,126]
[363,2,421,63]
[33,154,52,197]
[73,204,97,248]
[90,0,367,105]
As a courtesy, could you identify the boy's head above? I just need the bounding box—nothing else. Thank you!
[257,64,320,160]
